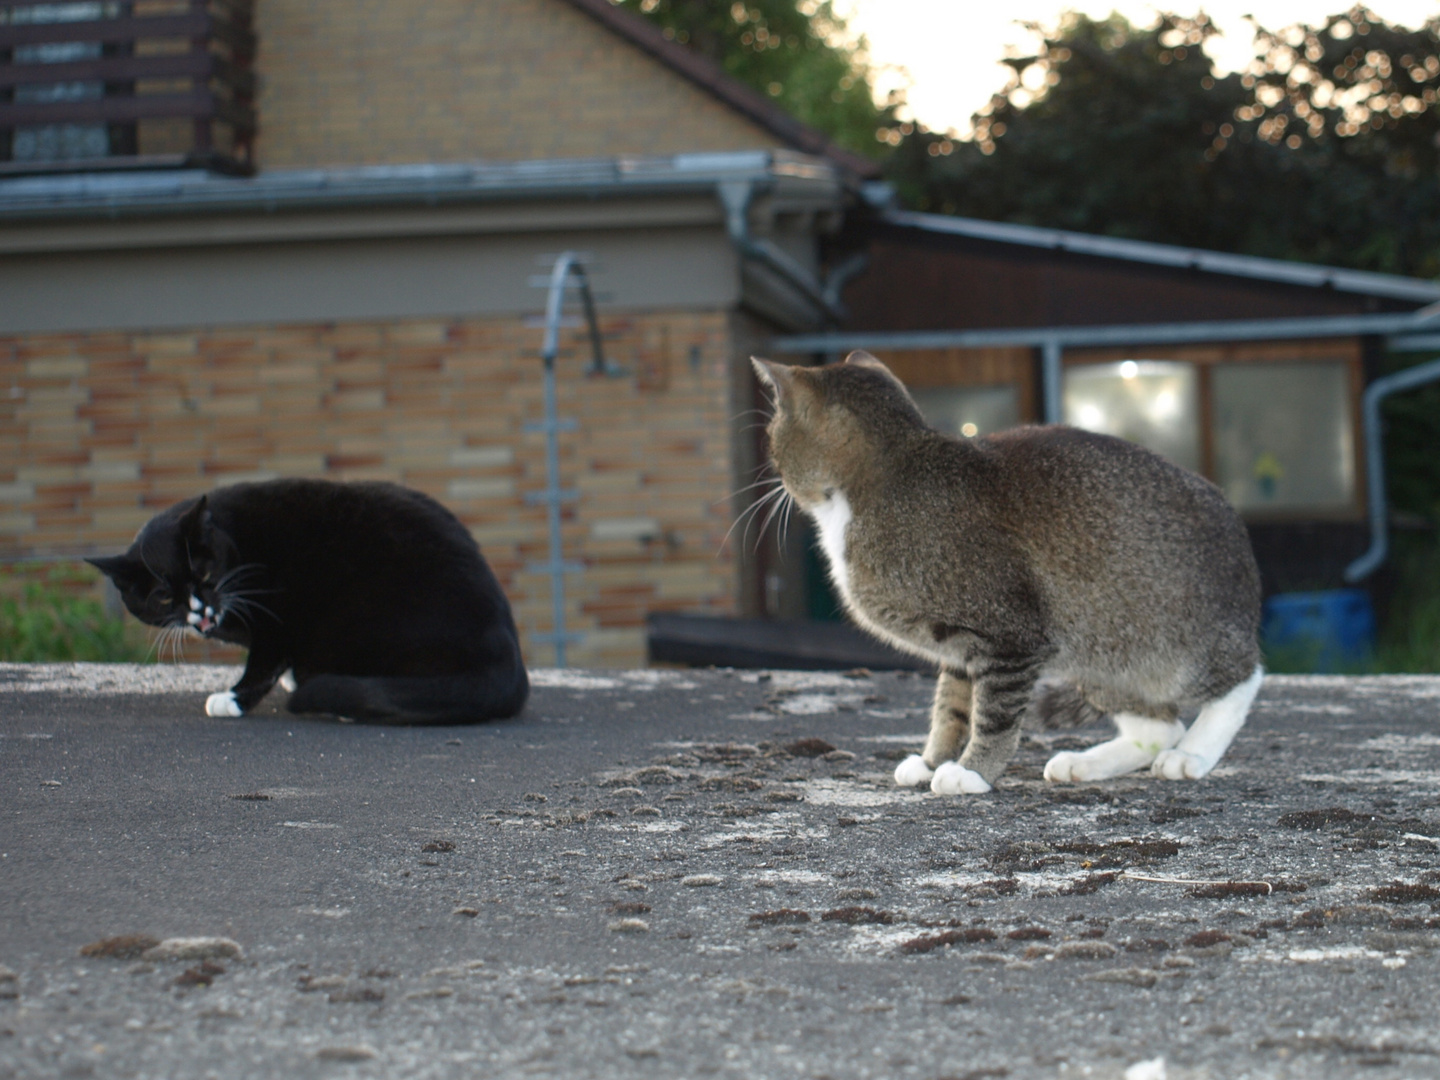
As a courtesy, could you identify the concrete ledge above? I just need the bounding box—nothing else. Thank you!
[2,665,1438,1077]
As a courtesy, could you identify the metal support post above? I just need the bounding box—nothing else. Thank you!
[522,251,613,666]
[1041,337,1063,425]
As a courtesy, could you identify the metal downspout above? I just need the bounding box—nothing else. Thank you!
[1343,354,1440,583]
[717,179,845,326]
[1041,338,1063,424]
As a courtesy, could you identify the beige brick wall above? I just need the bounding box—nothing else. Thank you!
[255,0,785,170]
[0,310,746,667]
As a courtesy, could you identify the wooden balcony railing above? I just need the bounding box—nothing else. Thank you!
[0,0,255,176]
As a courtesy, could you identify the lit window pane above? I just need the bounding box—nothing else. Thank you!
[1212,362,1354,513]
[1062,361,1200,472]
[910,384,1019,438]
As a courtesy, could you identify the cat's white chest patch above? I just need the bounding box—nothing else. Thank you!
[809,491,853,599]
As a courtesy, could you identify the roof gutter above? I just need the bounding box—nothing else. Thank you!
[0,151,844,224]
[718,178,843,325]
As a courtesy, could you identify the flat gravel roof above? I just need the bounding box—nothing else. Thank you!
[2,665,1438,1078]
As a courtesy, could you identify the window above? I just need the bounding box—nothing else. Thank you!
[1212,362,1355,513]
[1058,355,1359,516]
[4,3,123,164]
[0,0,255,174]
[910,384,1019,438]
[1062,360,1201,473]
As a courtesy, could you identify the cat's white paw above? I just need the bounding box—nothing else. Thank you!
[930,761,992,795]
[279,670,297,693]
[894,754,935,787]
[1152,748,1211,780]
[205,692,244,718]
[1043,751,1089,783]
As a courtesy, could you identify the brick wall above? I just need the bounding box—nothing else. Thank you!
[0,310,746,667]
[255,0,784,170]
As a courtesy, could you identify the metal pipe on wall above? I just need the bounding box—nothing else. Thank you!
[1344,355,1440,583]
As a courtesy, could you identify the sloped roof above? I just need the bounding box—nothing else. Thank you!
[883,209,1440,305]
[559,0,879,179]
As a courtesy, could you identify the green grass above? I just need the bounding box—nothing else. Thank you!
[1372,535,1440,673]
[0,562,153,663]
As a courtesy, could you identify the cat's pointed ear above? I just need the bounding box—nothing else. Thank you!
[846,349,916,397]
[177,494,208,539]
[86,553,141,585]
[845,350,893,375]
[751,357,797,408]
[845,349,923,417]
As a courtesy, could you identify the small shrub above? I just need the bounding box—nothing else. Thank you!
[0,562,152,663]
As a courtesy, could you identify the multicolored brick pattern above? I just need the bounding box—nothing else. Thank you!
[254,0,783,170]
[0,310,745,667]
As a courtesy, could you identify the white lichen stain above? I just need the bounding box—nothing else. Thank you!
[748,869,829,886]
[0,663,241,695]
[737,671,869,690]
[633,821,684,833]
[1363,733,1440,750]
[1296,770,1440,787]
[800,778,928,808]
[528,670,622,690]
[1239,945,1392,964]
[842,924,921,954]
[618,670,699,691]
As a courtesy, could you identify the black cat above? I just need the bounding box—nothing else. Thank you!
[89,479,528,724]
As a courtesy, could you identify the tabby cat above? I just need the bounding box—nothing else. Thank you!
[753,351,1262,793]
[90,479,528,724]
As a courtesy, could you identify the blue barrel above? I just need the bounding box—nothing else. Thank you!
[1262,589,1376,672]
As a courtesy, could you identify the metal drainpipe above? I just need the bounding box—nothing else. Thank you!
[1343,354,1440,583]
[717,179,845,326]
[523,251,611,666]
[1041,337,1064,424]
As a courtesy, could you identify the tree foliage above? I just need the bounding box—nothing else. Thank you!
[1242,7,1440,275]
[885,7,1440,278]
[610,0,900,159]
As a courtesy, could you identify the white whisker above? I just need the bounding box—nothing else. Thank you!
[719,482,786,556]
[716,475,783,504]
[754,485,792,554]
[730,407,771,424]
[779,489,797,551]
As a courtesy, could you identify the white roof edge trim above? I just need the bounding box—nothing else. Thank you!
[882,209,1440,304]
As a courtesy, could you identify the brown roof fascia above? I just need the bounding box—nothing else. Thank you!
[559,0,880,179]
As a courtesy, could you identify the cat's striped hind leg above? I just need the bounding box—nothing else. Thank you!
[895,669,970,788]
[1044,714,1185,783]
[1152,665,1263,780]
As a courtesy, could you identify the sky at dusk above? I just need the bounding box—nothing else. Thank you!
[841,1,1439,135]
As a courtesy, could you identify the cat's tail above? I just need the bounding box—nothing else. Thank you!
[1027,680,1108,730]
[286,668,529,725]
